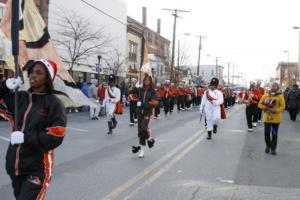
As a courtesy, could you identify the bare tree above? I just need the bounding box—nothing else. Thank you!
[176,42,192,68]
[104,48,127,77]
[53,11,110,75]
[175,42,191,82]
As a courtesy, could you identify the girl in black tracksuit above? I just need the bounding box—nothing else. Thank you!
[132,74,158,158]
[0,60,67,200]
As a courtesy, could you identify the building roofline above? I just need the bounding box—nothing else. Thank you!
[127,16,170,43]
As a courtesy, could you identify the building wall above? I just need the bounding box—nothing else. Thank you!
[276,62,298,87]
[127,31,142,71]
[190,65,224,83]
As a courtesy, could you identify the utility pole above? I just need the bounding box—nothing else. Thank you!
[215,57,219,79]
[232,65,235,87]
[196,36,206,76]
[227,63,230,86]
[162,8,190,82]
[176,40,180,84]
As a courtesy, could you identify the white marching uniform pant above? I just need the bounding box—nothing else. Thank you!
[89,98,100,118]
[104,86,121,122]
[200,89,224,131]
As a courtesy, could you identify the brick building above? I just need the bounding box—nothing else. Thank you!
[127,7,170,83]
[275,62,298,87]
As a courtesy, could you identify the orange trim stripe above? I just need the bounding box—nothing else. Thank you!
[36,151,53,200]
[149,100,158,105]
[47,127,66,137]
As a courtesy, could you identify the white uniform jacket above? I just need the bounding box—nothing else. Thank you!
[200,89,224,130]
[104,86,121,119]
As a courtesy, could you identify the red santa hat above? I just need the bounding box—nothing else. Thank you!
[35,59,58,81]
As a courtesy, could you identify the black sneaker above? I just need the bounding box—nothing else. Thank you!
[271,151,277,155]
[132,146,141,154]
[265,147,270,154]
[107,130,112,135]
[147,138,155,148]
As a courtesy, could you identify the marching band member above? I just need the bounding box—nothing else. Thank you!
[128,78,138,126]
[105,74,121,135]
[200,78,224,140]
[132,74,158,158]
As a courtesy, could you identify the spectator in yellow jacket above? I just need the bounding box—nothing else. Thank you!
[258,82,285,155]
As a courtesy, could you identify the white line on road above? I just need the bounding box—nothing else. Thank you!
[102,105,242,200]
[0,136,10,142]
[66,127,89,133]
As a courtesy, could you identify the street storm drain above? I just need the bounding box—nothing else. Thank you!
[216,177,234,184]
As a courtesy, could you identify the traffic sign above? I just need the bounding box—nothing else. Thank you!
[96,64,101,73]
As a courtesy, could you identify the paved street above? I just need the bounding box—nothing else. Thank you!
[1,105,300,200]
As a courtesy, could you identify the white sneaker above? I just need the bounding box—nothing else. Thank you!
[138,146,145,158]
[134,119,138,123]
[253,123,257,127]
[258,120,262,123]
[248,128,253,132]
[129,123,134,126]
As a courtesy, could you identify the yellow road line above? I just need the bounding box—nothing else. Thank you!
[122,106,240,199]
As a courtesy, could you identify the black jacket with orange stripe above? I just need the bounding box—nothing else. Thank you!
[138,87,158,117]
[0,81,67,176]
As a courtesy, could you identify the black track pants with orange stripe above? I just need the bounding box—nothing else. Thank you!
[10,171,49,200]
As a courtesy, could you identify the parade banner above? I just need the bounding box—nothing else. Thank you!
[0,0,95,108]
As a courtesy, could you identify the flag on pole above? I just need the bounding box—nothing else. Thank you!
[0,0,96,108]
[138,34,152,86]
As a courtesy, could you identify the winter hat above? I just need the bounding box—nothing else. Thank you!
[210,77,219,87]
[35,59,58,81]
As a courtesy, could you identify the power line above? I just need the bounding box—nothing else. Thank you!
[80,0,127,26]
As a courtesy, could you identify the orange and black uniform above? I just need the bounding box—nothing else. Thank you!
[163,86,171,115]
[177,87,185,111]
[137,87,158,145]
[257,86,265,121]
[243,87,260,129]
[169,86,177,112]
[0,81,67,200]
[155,87,164,117]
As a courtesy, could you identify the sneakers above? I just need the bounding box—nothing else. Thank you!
[253,123,257,127]
[265,146,270,154]
[129,122,134,126]
[147,138,155,148]
[138,146,145,158]
[132,146,141,154]
[248,128,253,132]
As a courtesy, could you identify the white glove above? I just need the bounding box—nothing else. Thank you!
[137,101,142,107]
[10,131,24,145]
[6,77,23,90]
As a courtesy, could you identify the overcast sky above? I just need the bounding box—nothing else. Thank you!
[124,0,300,83]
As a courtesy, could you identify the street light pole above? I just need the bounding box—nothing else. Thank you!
[227,63,230,86]
[293,27,300,83]
[284,50,290,84]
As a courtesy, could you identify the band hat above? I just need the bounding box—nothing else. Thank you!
[35,59,58,81]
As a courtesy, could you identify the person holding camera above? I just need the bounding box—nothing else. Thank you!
[258,82,285,155]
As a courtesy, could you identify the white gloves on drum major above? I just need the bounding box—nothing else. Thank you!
[6,77,23,90]
[137,101,142,107]
[10,131,24,145]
